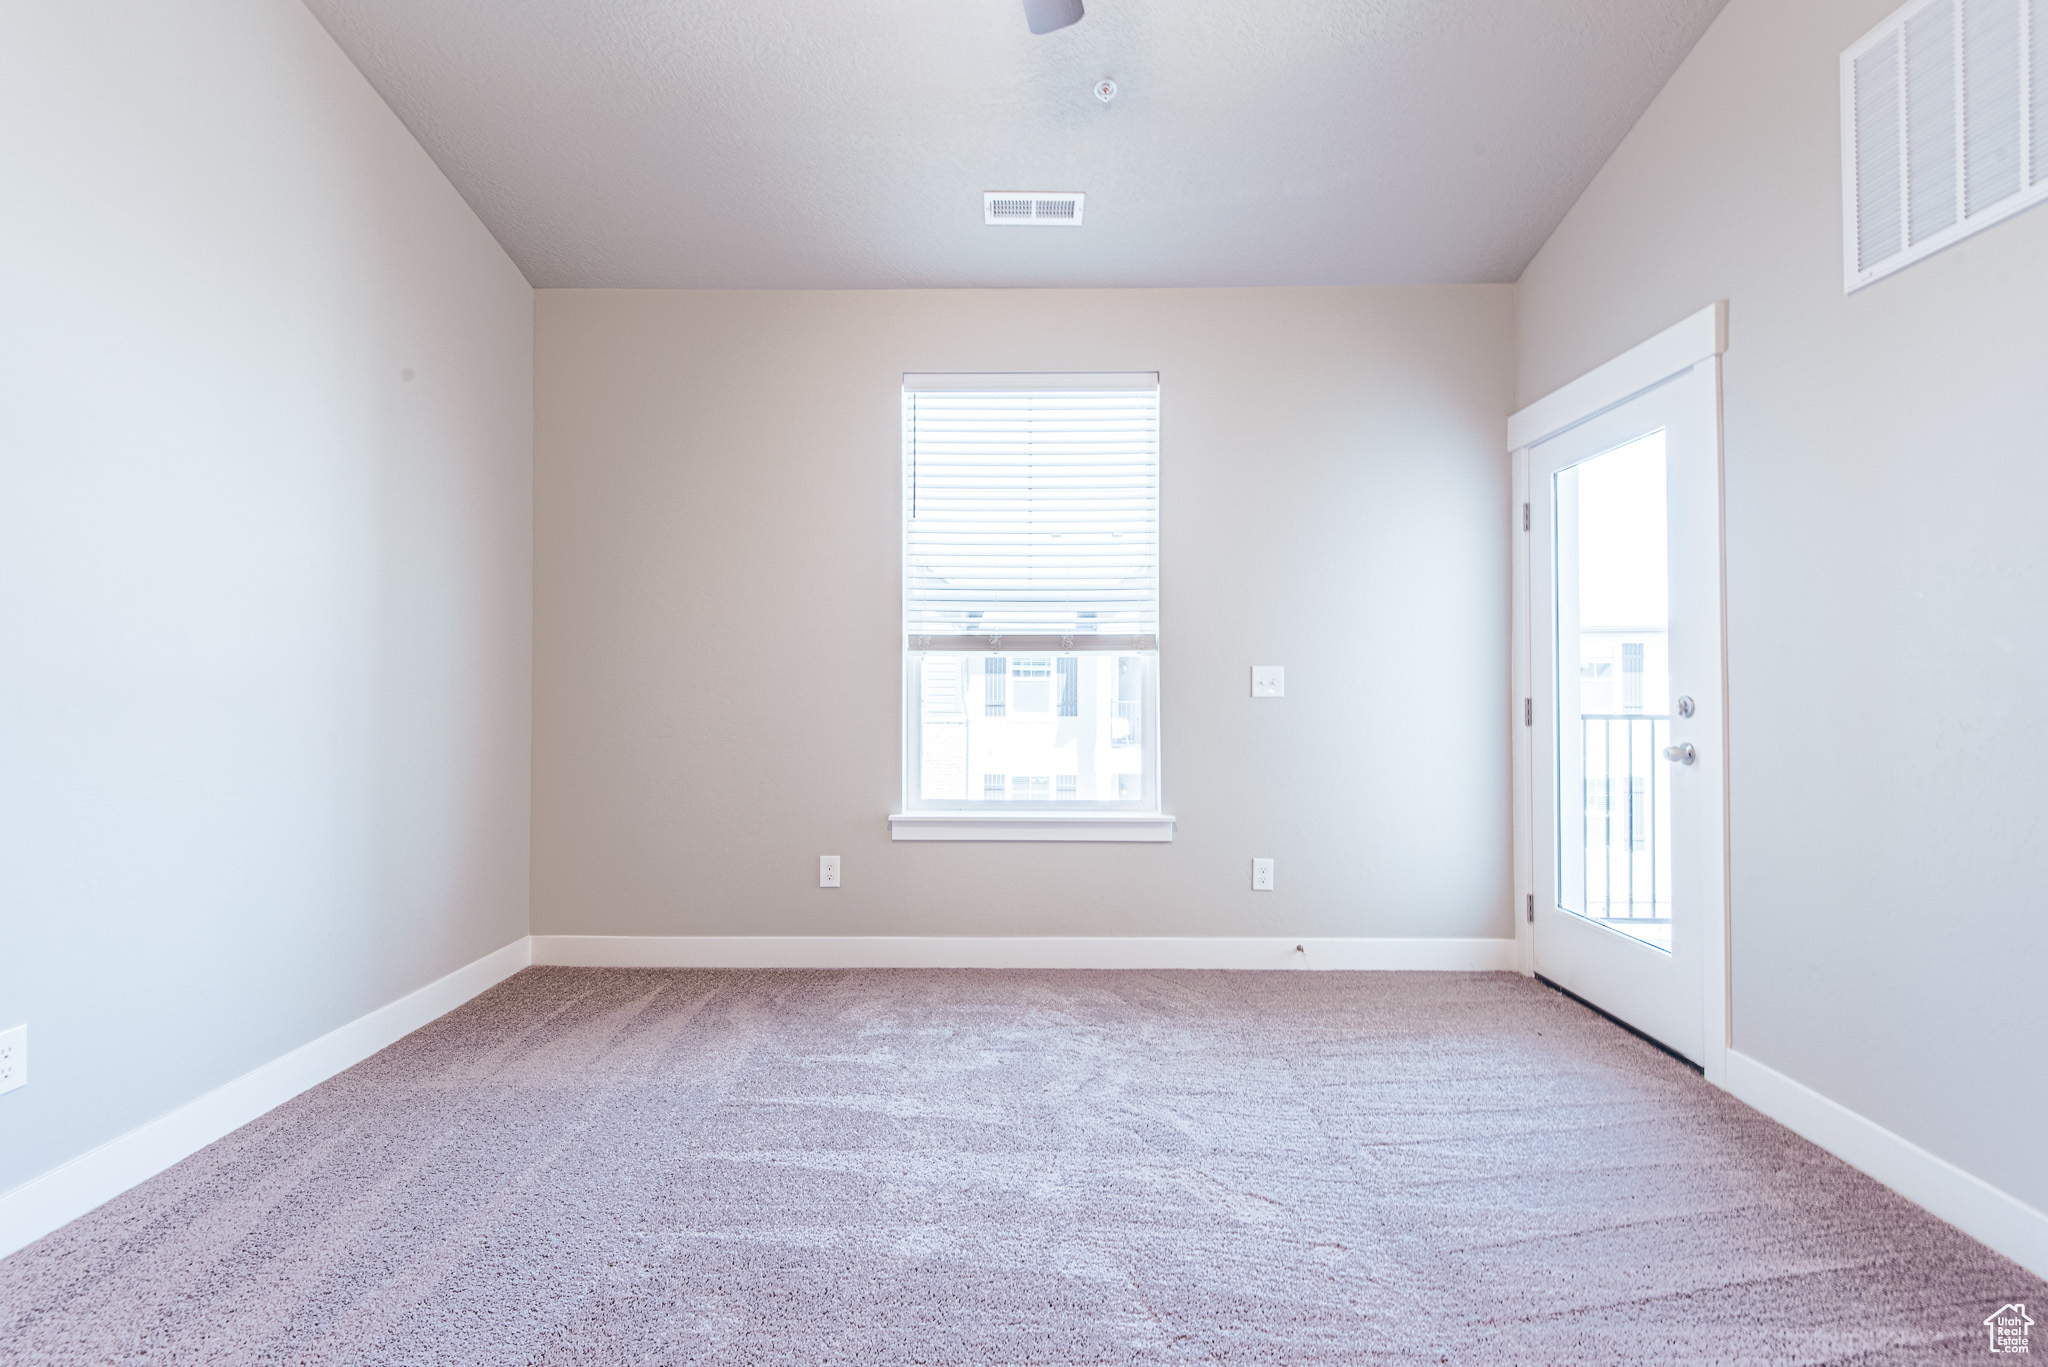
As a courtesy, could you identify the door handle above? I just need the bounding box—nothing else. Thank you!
[1663,742,1696,765]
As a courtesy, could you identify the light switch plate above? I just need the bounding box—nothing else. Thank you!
[1251,666,1284,698]
[0,1024,25,1096]
[1251,858,1275,891]
[819,855,841,888]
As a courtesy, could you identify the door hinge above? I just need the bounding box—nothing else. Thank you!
[1526,893,1534,923]
[1522,502,1530,531]
[1524,698,1532,726]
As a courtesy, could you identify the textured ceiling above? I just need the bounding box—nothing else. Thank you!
[300,0,1729,288]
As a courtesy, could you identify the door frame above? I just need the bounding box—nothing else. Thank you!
[1509,302,1732,1086]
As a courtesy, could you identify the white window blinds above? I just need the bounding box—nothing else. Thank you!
[903,374,1159,648]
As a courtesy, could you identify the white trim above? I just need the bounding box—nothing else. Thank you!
[1511,448,1535,977]
[1725,1049,2048,1279]
[530,935,1519,972]
[1513,311,1731,1076]
[903,371,1156,391]
[0,936,532,1260]
[889,812,1176,842]
[1506,303,1728,451]
[1700,353,1733,1087]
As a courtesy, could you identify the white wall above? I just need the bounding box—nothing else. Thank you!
[1517,0,2048,1213]
[534,287,1513,942]
[0,0,533,1196]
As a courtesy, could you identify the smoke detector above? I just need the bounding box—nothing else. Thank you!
[1094,79,1117,103]
[983,192,1086,226]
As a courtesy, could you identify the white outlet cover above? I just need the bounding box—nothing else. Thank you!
[0,1024,25,1096]
[1251,858,1275,891]
[819,855,841,888]
[1251,666,1284,697]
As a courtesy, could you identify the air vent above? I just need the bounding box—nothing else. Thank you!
[984,192,1086,226]
[1843,0,2045,291]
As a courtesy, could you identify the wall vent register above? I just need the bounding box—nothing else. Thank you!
[984,193,1086,226]
[1843,0,2046,290]
[901,373,1160,817]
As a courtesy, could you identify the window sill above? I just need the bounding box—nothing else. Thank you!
[889,812,1176,842]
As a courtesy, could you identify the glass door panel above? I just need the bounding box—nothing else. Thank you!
[1553,433,1673,952]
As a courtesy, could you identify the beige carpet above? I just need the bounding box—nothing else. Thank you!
[2,968,2039,1364]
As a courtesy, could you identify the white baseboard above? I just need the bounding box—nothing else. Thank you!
[1724,1049,2048,1279]
[529,935,1519,972]
[19,941,2034,1285]
[0,935,533,1261]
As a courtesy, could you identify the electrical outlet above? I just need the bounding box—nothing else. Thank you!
[0,1024,25,1096]
[1251,666,1284,698]
[1251,858,1275,891]
[819,855,841,888]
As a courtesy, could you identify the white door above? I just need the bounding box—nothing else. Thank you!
[1524,355,1726,1067]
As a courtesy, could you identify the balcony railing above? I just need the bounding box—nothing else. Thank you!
[1577,714,1671,923]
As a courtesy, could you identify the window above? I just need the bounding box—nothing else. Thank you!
[919,657,968,799]
[983,657,1006,717]
[1114,656,1142,748]
[1011,657,1053,713]
[1586,778,1612,817]
[901,373,1161,816]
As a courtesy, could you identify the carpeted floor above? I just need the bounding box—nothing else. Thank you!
[2,969,2039,1365]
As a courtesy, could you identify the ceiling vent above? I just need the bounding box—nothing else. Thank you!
[1842,0,2045,291]
[984,192,1086,226]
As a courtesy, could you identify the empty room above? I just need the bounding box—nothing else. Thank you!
[2,0,2045,1361]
